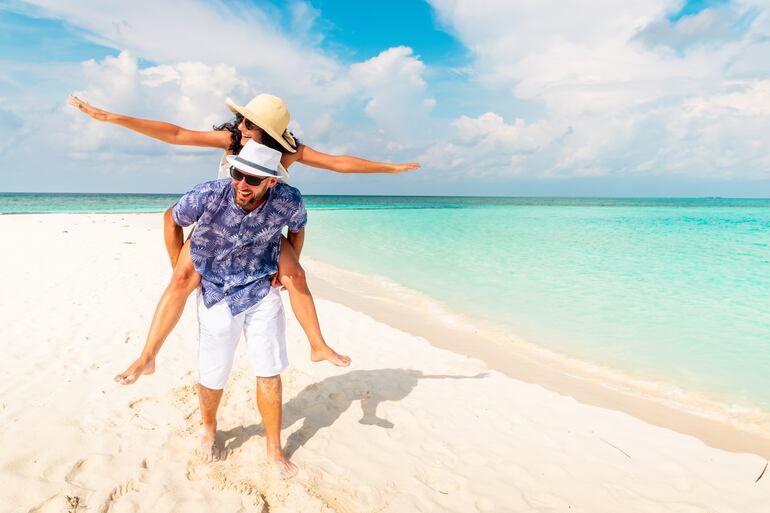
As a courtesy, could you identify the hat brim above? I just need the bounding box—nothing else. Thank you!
[225,155,289,182]
[225,97,297,154]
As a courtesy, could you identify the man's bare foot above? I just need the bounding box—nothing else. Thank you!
[311,344,351,367]
[268,453,298,479]
[196,433,222,463]
[114,357,155,385]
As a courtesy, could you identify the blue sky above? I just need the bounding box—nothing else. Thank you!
[300,0,467,64]
[0,0,769,196]
[670,0,729,20]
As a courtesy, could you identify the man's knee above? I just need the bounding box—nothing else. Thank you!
[198,382,224,394]
[256,375,282,393]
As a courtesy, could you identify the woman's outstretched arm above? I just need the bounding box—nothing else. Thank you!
[69,96,231,148]
[289,144,421,174]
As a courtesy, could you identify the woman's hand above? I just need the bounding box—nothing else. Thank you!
[68,96,114,122]
[67,96,230,148]
[389,162,421,174]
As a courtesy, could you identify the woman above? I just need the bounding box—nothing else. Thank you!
[69,94,420,384]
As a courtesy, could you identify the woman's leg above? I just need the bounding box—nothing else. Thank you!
[277,237,351,367]
[115,240,201,384]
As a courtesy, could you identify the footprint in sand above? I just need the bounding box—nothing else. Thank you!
[26,495,62,513]
[65,455,115,488]
[57,455,146,513]
[126,396,175,430]
[91,464,150,513]
[414,463,466,496]
[27,494,83,513]
[99,478,143,511]
[302,467,395,513]
[170,384,198,406]
[198,465,273,512]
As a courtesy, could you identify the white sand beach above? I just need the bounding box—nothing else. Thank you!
[1,213,769,512]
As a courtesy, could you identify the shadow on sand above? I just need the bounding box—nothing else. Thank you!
[219,368,487,457]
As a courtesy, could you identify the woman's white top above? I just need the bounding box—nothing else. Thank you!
[217,155,230,180]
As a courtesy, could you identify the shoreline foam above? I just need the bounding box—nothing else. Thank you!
[303,257,770,459]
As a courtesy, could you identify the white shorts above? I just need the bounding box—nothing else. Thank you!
[197,288,288,389]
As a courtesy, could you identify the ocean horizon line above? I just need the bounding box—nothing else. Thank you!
[3,193,770,215]
[2,191,770,200]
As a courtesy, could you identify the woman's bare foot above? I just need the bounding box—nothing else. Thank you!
[114,357,156,385]
[310,345,351,367]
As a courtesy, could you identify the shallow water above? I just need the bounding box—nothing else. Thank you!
[302,197,770,414]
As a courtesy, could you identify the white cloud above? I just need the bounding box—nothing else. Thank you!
[68,51,250,153]
[658,79,770,178]
[427,0,770,180]
[0,106,25,154]
[13,1,432,163]
[0,0,437,192]
[350,46,436,142]
[453,112,555,150]
[634,4,758,50]
[22,0,354,101]
[288,0,325,46]
[3,0,770,194]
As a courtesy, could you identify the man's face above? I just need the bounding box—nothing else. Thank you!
[232,173,276,211]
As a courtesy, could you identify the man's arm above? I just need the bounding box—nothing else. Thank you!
[286,228,305,259]
[167,180,222,267]
[164,206,185,269]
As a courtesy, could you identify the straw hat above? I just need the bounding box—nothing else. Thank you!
[225,94,297,153]
[226,140,289,182]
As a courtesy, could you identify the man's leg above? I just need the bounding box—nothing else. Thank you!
[244,288,296,477]
[196,296,242,461]
[256,375,297,477]
[198,384,224,462]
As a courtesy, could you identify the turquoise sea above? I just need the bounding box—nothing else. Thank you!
[3,193,769,417]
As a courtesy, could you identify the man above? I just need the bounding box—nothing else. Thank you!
[170,140,306,477]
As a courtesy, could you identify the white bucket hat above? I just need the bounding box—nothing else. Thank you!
[225,94,298,153]
[225,140,289,182]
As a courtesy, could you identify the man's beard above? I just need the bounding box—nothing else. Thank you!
[235,194,259,209]
[233,188,266,211]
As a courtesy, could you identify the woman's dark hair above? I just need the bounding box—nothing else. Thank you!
[213,113,300,154]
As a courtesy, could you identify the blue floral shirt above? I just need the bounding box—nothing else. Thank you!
[172,179,307,315]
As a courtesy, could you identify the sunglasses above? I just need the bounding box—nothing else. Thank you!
[243,118,259,131]
[230,166,268,186]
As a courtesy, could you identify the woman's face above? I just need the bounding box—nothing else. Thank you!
[237,118,264,145]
